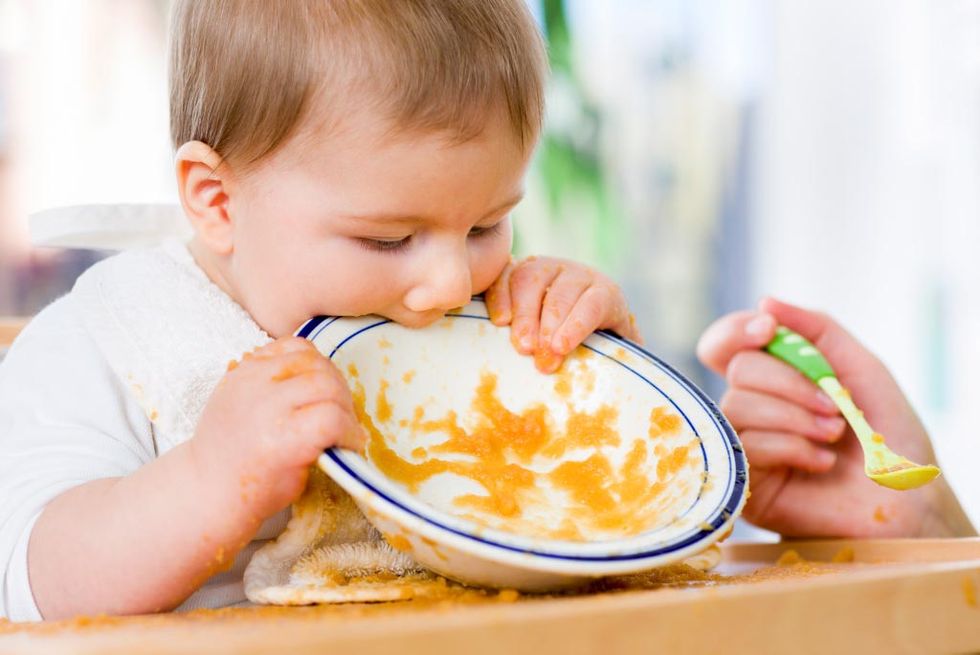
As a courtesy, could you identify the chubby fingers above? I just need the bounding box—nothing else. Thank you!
[253,342,367,453]
[247,336,314,360]
[548,281,630,351]
[537,267,594,351]
[507,258,562,355]
[288,400,367,456]
[697,310,778,376]
[485,260,515,326]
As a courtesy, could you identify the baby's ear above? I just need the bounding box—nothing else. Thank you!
[175,141,235,255]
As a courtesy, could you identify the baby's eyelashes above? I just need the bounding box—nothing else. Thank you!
[356,235,413,254]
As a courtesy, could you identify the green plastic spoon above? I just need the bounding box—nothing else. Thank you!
[765,326,940,490]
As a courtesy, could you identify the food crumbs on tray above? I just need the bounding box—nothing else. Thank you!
[776,549,804,566]
[963,577,978,608]
[496,589,520,602]
[0,559,866,637]
[831,547,855,564]
[378,337,393,349]
[347,363,359,378]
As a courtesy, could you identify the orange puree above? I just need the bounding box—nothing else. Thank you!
[649,406,681,437]
[349,371,701,541]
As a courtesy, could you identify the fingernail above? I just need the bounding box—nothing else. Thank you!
[534,349,562,373]
[746,314,775,340]
[815,416,846,438]
[816,391,837,413]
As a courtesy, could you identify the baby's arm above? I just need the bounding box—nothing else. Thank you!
[485,256,640,372]
[28,338,364,619]
[697,297,975,538]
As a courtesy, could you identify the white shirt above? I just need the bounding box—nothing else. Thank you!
[0,242,288,621]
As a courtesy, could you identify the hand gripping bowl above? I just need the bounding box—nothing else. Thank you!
[298,298,747,591]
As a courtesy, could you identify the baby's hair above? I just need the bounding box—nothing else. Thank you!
[169,0,547,173]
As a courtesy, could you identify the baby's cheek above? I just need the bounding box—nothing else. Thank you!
[470,237,512,294]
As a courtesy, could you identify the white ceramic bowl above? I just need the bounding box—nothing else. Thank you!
[300,298,747,591]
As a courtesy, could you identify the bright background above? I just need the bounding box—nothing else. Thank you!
[1,0,978,530]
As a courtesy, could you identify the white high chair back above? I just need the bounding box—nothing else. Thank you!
[29,204,191,251]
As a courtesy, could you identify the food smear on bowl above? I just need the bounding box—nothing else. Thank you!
[346,354,705,542]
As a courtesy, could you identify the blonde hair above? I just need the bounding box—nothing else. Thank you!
[169,0,547,172]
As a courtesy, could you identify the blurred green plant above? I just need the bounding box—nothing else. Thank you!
[514,0,625,273]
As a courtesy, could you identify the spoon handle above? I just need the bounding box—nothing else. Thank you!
[765,326,835,383]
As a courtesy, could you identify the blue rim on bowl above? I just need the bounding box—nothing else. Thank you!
[299,298,748,575]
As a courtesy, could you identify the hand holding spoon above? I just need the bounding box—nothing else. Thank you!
[765,327,940,490]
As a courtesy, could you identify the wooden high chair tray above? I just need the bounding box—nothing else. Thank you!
[0,317,28,349]
[2,538,979,655]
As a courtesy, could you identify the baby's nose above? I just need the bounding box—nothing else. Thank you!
[403,258,473,314]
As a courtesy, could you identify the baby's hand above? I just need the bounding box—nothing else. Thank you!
[697,297,971,538]
[485,256,641,373]
[190,338,365,521]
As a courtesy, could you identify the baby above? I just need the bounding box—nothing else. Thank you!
[0,1,640,620]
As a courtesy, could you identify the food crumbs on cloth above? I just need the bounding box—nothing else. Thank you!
[776,549,804,566]
[963,577,978,608]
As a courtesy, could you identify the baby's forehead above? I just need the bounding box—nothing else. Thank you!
[252,108,528,228]
[282,98,525,173]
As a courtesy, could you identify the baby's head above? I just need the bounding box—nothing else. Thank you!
[169,0,546,337]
